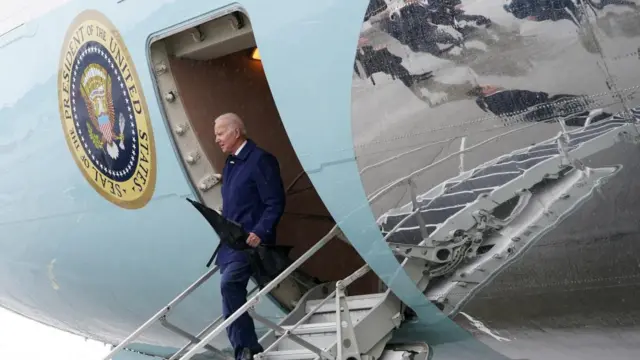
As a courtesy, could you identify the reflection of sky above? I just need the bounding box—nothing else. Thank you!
[0,307,110,359]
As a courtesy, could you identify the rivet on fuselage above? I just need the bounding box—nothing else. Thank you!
[154,62,167,76]
[165,91,176,103]
[229,12,245,30]
[190,27,205,42]
[175,123,189,136]
[185,152,200,165]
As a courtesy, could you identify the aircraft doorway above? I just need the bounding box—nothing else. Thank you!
[148,10,379,300]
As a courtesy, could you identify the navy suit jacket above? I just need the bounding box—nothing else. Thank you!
[215,139,286,265]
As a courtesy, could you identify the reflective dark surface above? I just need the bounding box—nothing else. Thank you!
[352,1,640,359]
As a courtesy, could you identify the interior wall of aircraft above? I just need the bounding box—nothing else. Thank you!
[351,0,640,359]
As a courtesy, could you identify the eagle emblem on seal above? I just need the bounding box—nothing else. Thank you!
[79,63,126,159]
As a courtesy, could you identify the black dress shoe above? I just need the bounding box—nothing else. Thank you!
[240,348,253,360]
[239,347,263,360]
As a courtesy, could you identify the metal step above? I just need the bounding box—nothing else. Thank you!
[303,308,371,325]
[257,276,403,360]
[276,322,336,336]
[305,293,383,314]
[302,293,384,325]
[258,349,318,360]
[274,332,337,352]
[277,293,386,340]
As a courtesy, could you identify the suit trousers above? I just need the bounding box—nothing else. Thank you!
[220,260,263,360]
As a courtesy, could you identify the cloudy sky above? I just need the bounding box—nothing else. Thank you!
[0,308,111,358]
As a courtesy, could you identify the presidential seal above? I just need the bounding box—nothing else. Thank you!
[57,10,156,209]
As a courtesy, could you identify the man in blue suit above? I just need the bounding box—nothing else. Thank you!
[213,113,286,360]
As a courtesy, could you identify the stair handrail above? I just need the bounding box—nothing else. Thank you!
[174,227,341,360]
[102,265,221,360]
[173,204,418,360]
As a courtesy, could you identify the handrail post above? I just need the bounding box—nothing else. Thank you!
[407,178,430,245]
[335,280,362,360]
[335,281,343,360]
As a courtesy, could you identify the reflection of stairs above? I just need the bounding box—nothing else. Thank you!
[377,110,638,315]
[380,114,635,246]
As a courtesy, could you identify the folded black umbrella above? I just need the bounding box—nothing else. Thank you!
[186,198,250,267]
[186,198,298,289]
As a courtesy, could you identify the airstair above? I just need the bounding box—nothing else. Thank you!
[102,219,426,360]
[103,104,640,360]
[249,266,405,360]
[102,227,423,360]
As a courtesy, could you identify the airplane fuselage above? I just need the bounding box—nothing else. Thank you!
[2,1,640,359]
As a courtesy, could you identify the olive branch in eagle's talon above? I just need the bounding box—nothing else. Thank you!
[87,122,104,149]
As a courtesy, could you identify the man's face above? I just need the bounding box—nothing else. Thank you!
[214,121,239,154]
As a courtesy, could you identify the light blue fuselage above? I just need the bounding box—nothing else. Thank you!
[0,0,453,357]
[4,1,640,360]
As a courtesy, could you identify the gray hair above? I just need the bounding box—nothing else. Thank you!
[215,112,247,136]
